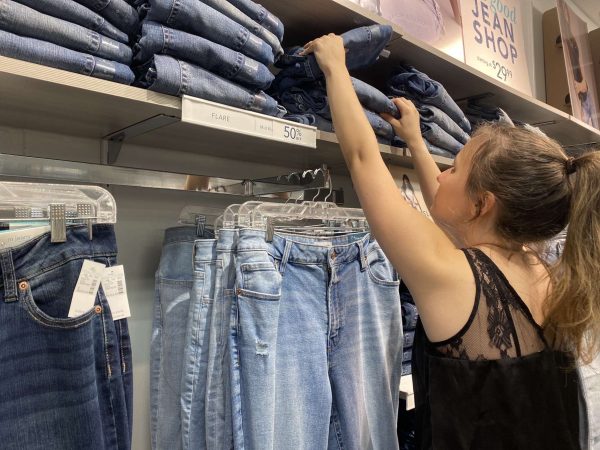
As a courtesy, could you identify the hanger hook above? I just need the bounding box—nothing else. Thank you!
[323,171,333,203]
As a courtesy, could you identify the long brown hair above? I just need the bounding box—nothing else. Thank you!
[466,123,600,363]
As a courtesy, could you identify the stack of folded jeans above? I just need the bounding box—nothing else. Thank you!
[388,65,470,157]
[134,0,286,117]
[270,24,396,143]
[400,281,418,376]
[0,0,136,84]
[465,100,514,128]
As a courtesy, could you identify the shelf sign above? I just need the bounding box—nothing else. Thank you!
[460,0,532,96]
[182,96,317,148]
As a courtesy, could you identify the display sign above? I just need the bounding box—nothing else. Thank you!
[460,0,532,96]
[557,0,600,129]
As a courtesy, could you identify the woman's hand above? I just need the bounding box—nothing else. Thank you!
[300,33,346,78]
[382,98,423,147]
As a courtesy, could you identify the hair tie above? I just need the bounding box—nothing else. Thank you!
[565,157,577,175]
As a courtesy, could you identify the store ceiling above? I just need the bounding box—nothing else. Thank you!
[572,0,600,27]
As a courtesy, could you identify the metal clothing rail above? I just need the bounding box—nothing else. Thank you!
[0,154,329,197]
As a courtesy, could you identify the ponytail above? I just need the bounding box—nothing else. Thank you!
[545,151,600,363]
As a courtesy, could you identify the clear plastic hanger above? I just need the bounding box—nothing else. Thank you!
[0,182,117,242]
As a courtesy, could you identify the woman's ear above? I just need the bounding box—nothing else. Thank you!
[479,191,497,217]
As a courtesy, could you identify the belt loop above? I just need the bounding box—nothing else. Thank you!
[0,250,18,302]
[278,240,293,275]
[358,238,368,272]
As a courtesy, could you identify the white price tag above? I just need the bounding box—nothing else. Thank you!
[69,260,105,318]
[101,265,131,320]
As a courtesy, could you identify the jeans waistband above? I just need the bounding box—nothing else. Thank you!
[0,224,117,302]
[216,228,239,252]
[193,237,218,263]
[163,226,214,245]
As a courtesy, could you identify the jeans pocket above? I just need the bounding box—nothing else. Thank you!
[366,247,400,287]
[238,261,281,300]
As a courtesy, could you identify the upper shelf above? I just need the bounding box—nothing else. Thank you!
[260,0,600,147]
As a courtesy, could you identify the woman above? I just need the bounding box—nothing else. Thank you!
[301,34,599,449]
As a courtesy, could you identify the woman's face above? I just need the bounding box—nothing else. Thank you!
[429,137,481,231]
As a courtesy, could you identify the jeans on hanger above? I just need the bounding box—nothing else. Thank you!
[204,229,239,450]
[73,0,139,36]
[0,0,132,64]
[180,237,220,450]
[146,0,275,66]
[198,0,282,60]
[12,0,129,44]
[388,65,471,133]
[579,355,600,449]
[139,55,286,117]
[0,29,135,84]
[275,25,393,80]
[151,226,210,450]
[420,121,463,154]
[135,22,274,91]
[418,104,470,144]
[231,230,403,449]
[226,0,284,41]
[352,76,399,118]
[0,225,132,450]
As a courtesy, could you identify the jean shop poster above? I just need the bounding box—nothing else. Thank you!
[557,0,600,129]
[389,166,432,221]
[350,0,466,62]
[460,0,533,96]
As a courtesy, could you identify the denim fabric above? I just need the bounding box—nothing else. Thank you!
[366,108,395,140]
[352,76,399,118]
[135,22,274,91]
[284,113,317,126]
[388,65,471,133]
[402,302,418,331]
[204,229,238,450]
[266,231,403,450]
[0,29,135,84]
[13,0,129,44]
[151,226,210,450]
[0,0,132,64]
[466,103,515,128]
[420,122,463,154]
[180,238,219,450]
[146,0,274,66]
[423,139,456,158]
[139,55,285,117]
[198,0,282,59]
[418,104,470,145]
[0,225,132,450]
[579,355,600,449]
[227,0,284,41]
[275,25,393,79]
[74,0,139,36]
[404,330,415,348]
[401,361,412,376]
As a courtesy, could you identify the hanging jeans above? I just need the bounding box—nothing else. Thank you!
[0,225,132,450]
[135,22,274,91]
[0,0,132,64]
[12,0,129,44]
[139,55,286,117]
[151,226,213,450]
[230,229,403,449]
[387,65,471,133]
[579,356,600,449]
[0,29,135,84]
[226,0,284,41]
[198,0,282,59]
[146,0,275,66]
[73,0,139,37]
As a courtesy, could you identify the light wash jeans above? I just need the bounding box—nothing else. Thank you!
[151,227,213,450]
[579,354,600,449]
[139,55,286,117]
[147,0,274,66]
[0,29,134,84]
[13,0,129,44]
[230,229,403,449]
[135,21,274,90]
[418,104,470,145]
[226,0,284,41]
[74,0,139,36]
[420,121,463,154]
[0,0,132,64]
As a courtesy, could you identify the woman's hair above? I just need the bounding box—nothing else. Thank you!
[466,123,600,363]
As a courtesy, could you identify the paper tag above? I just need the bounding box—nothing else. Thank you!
[69,260,105,318]
[0,226,50,250]
[101,265,131,320]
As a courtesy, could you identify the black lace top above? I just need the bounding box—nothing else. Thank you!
[413,248,581,449]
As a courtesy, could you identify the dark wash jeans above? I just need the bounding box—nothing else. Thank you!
[0,225,132,450]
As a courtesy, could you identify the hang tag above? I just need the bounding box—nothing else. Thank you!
[0,226,50,250]
[101,265,131,320]
[68,260,105,318]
